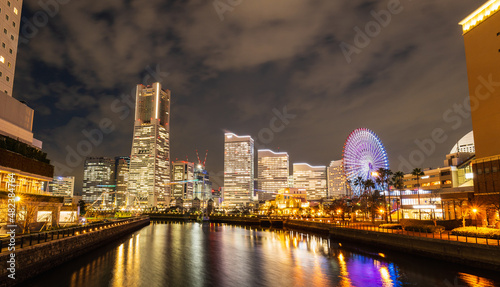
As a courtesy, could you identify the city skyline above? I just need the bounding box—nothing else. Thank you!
[12,1,481,193]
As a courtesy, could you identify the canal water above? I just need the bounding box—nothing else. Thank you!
[23,222,500,287]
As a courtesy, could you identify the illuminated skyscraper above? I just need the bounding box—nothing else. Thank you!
[0,0,22,97]
[257,149,289,195]
[459,2,500,194]
[194,164,212,201]
[83,157,115,206]
[49,176,75,198]
[327,160,348,198]
[128,82,171,208]
[171,161,194,200]
[293,163,327,200]
[115,156,130,207]
[223,133,254,206]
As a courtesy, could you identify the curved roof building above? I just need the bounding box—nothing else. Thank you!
[450,131,475,154]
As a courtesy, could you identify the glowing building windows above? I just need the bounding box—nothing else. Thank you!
[13,8,17,15]
[0,56,4,63]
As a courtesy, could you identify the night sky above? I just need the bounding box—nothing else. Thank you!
[13,1,480,194]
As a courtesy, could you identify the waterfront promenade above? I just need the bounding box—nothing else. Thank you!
[288,218,500,246]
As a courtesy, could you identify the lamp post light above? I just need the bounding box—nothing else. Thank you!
[472,208,478,229]
[379,208,385,221]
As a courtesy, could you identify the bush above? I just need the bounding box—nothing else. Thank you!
[379,224,402,229]
[404,224,445,233]
[400,219,444,233]
[399,219,470,230]
[451,227,500,239]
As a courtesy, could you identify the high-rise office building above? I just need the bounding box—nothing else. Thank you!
[194,164,212,201]
[171,161,194,200]
[49,176,75,197]
[223,133,254,206]
[293,163,327,200]
[83,157,115,206]
[115,156,130,207]
[459,1,500,193]
[327,160,348,198]
[257,149,289,195]
[0,0,22,97]
[128,82,171,208]
[0,0,41,149]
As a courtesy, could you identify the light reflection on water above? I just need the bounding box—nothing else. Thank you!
[23,222,500,287]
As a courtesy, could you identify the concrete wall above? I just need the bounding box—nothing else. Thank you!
[0,217,150,287]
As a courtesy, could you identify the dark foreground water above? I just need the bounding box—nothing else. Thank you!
[23,222,500,287]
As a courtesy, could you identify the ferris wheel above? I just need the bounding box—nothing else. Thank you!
[342,128,389,195]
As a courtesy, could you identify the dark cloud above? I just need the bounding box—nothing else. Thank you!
[13,0,479,194]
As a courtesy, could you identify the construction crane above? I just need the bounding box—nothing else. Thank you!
[195,149,208,168]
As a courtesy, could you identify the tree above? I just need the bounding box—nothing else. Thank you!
[364,179,375,222]
[411,168,425,220]
[375,168,393,222]
[78,199,86,216]
[367,190,384,223]
[352,176,365,196]
[392,171,405,222]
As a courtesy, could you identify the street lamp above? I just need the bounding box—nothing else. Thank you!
[472,208,478,229]
[379,208,384,221]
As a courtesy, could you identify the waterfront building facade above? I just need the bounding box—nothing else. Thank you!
[223,133,254,207]
[460,2,500,194]
[292,163,327,200]
[257,149,289,195]
[128,82,171,208]
[83,157,115,207]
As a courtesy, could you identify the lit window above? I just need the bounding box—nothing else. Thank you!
[7,62,10,67]
[13,8,17,15]
[0,56,4,63]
